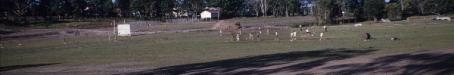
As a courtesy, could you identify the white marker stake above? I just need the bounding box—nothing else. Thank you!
[236,34,240,41]
[219,30,223,36]
[290,32,293,42]
[275,32,279,40]
[249,33,254,40]
[294,32,297,41]
[266,29,270,35]
[239,30,242,35]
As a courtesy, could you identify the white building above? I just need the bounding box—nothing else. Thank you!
[200,11,212,19]
[200,7,221,20]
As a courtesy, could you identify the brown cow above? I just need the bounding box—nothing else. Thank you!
[362,32,372,41]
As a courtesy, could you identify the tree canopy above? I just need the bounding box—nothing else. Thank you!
[1,0,454,25]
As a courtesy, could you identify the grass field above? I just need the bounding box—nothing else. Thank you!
[1,16,453,75]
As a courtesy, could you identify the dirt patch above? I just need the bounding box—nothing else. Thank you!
[0,29,111,41]
[118,49,453,75]
[211,20,241,31]
[0,62,150,75]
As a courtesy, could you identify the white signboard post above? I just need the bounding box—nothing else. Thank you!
[117,24,131,36]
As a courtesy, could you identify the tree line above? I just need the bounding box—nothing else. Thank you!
[315,0,454,25]
[1,0,453,25]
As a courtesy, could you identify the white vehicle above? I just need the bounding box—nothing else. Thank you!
[434,16,451,21]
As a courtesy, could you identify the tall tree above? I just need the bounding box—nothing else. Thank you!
[314,0,335,25]
[268,0,300,17]
[9,0,34,17]
[206,0,245,18]
[184,0,204,16]
[116,0,130,17]
[131,0,157,18]
[423,0,454,15]
[260,0,268,16]
[385,2,402,20]
[130,0,174,19]
[363,0,385,21]
[69,0,88,17]
[244,0,260,16]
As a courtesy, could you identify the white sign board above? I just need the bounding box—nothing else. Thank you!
[117,24,131,36]
[201,11,211,19]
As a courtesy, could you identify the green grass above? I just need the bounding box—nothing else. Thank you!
[1,17,454,70]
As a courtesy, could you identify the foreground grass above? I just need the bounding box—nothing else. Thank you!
[1,19,453,71]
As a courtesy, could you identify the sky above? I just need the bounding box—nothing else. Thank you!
[385,0,390,3]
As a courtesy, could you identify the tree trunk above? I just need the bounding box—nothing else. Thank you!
[260,0,267,16]
[285,7,289,17]
[256,11,260,17]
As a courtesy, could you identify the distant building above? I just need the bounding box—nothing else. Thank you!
[172,7,189,18]
[200,11,212,19]
[200,7,221,20]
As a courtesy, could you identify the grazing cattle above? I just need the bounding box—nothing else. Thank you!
[305,28,313,36]
[289,31,297,42]
[391,37,400,41]
[299,25,304,32]
[362,32,372,41]
[259,31,262,35]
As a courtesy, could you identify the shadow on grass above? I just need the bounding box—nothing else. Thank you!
[323,51,454,75]
[0,63,59,72]
[122,48,377,75]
